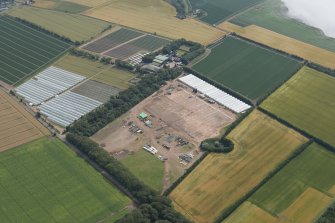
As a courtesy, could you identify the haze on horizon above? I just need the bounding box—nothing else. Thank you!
[281,0,335,38]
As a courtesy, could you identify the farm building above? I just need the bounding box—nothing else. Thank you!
[153,55,169,65]
[38,91,102,127]
[15,67,85,105]
[179,74,251,113]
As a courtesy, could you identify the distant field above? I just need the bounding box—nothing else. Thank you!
[54,55,135,89]
[0,137,130,222]
[224,143,335,223]
[170,110,307,223]
[83,28,143,53]
[219,22,335,69]
[66,0,111,7]
[192,37,301,101]
[0,90,48,152]
[33,0,90,13]
[83,0,225,45]
[0,16,69,85]
[261,67,335,147]
[120,150,164,192]
[189,0,261,25]
[229,0,335,52]
[8,7,111,42]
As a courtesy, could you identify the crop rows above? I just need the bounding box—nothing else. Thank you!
[193,36,302,101]
[0,16,69,85]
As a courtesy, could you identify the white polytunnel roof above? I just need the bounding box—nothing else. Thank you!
[38,92,103,127]
[179,74,251,113]
[15,66,86,105]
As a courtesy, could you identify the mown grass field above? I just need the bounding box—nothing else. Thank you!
[192,37,301,101]
[0,90,48,152]
[261,66,335,147]
[229,0,335,52]
[120,150,164,192]
[219,22,335,69]
[8,7,111,42]
[170,110,307,223]
[33,0,90,13]
[225,143,335,223]
[53,55,135,89]
[0,137,130,223]
[0,16,69,85]
[190,0,261,25]
[83,0,225,45]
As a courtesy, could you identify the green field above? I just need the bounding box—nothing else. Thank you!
[250,143,335,215]
[0,16,69,85]
[54,55,135,89]
[230,0,335,52]
[120,150,164,192]
[192,37,301,101]
[130,35,170,51]
[7,7,111,42]
[0,137,130,223]
[261,66,335,147]
[190,0,261,25]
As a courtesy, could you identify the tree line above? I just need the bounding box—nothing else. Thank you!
[143,39,205,65]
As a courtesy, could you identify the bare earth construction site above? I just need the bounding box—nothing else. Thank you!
[92,79,236,186]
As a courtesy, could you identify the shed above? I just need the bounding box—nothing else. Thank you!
[138,112,148,120]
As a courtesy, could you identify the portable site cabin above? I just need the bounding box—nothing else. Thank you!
[138,112,148,120]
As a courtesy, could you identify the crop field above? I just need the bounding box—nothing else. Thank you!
[0,16,69,85]
[105,44,144,59]
[0,137,130,223]
[170,110,307,223]
[53,55,135,89]
[261,67,335,147]
[103,34,170,59]
[228,0,335,53]
[33,0,90,13]
[83,28,144,53]
[83,0,225,45]
[66,0,111,7]
[72,80,121,103]
[8,7,111,42]
[120,149,164,192]
[219,22,335,70]
[129,35,170,51]
[225,143,335,223]
[190,0,261,25]
[192,37,302,101]
[0,90,48,152]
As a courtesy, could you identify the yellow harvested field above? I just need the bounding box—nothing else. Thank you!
[83,0,225,45]
[219,22,335,69]
[0,90,49,152]
[170,110,307,223]
[223,202,277,223]
[279,188,332,223]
